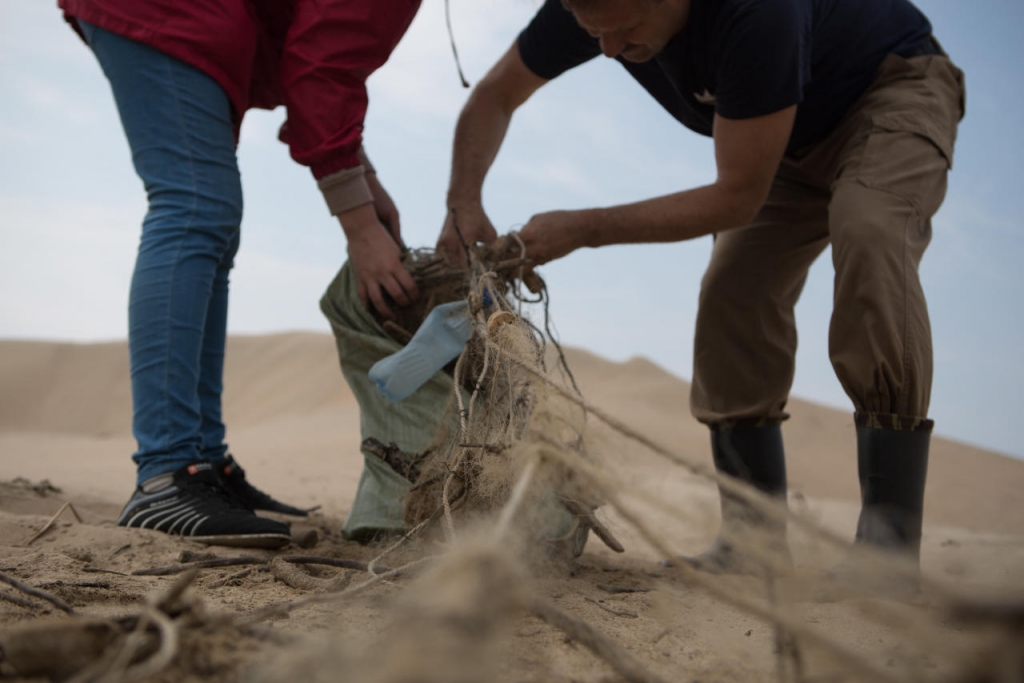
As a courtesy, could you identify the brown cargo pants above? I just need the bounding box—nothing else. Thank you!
[690,52,966,431]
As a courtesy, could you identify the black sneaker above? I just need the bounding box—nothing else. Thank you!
[117,462,291,549]
[218,454,313,517]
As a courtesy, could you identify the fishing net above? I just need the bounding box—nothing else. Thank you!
[322,236,622,560]
[303,232,1022,683]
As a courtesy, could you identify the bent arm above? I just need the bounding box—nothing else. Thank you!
[447,42,546,205]
[279,0,420,317]
[438,42,547,261]
[519,105,797,265]
[589,106,795,244]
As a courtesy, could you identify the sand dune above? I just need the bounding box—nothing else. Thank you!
[1,334,1021,683]
[3,334,1020,533]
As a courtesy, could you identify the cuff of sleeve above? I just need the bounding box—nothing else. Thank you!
[356,146,375,174]
[317,165,373,216]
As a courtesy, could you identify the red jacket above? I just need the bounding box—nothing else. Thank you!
[59,0,421,179]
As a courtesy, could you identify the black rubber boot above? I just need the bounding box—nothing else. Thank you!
[852,426,930,563]
[821,425,931,599]
[675,424,791,575]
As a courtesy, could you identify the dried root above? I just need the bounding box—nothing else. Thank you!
[0,572,197,682]
[269,557,352,593]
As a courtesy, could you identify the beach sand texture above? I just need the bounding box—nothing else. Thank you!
[1,334,1021,682]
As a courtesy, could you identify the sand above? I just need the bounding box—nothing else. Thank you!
[1,333,1021,682]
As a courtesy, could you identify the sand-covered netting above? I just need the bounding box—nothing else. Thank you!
[1,240,1022,682]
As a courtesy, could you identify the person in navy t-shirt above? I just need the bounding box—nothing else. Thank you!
[437,0,965,580]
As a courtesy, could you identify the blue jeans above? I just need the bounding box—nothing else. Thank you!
[80,22,243,485]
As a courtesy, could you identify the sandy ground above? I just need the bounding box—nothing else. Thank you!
[1,333,1022,682]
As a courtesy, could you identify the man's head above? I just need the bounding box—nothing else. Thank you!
[561,0,690,63]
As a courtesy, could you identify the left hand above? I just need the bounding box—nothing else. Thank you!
[365,171,403,248]
[337,202,419,321]
[518,209,587,267]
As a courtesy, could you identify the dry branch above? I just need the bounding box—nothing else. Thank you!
[240,556,435,625]
[83,566,130,576]
[597,585,649,594]
[531,597,670,683]
[1,617,124,681]
[0,589,44,611]
[132,556,260,576]
[208,568,254,588]
[564,498,625,553]
[23,501,84,546]
[270,557,351,593]
[283,555,390,574]
[583,596,639,619]
[0,570,74,613]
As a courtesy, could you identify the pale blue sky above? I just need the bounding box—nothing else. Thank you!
[1,0,1021,458]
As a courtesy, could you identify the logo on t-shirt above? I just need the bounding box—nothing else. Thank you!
[694,89,716,105]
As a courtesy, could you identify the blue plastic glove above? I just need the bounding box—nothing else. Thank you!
[369,301,473,402]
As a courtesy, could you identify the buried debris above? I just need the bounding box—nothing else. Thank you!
[131,554,390,579]
[23,501,84,546]
[362,437,426,484]
[0,616,128,680]
[0,570,196,682]
[0,570,74,614]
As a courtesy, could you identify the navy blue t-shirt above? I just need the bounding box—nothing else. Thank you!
[518,0,933,154]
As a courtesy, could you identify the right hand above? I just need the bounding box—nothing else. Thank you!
[340,203,419,320]
[436,202,498,267]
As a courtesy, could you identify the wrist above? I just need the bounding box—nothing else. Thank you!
[575,208,603,249]
[446,188,482,209]
[337,203,380,242]
[318,166,372,217]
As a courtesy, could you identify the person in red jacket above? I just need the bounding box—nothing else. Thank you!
[59,0,423,547]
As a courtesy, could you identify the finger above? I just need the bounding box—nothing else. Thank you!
[358,280,368,306]
[383,273,412,308]
[391,227,406,250]
[380,210,402,247]
[521,240,546,267]
[368,283,394,321]
[483,222,499,243]
[443,246,466,268]
[438,235,467,267]
[395,267,420,301]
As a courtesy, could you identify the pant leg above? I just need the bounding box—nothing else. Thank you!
[80,22,244,484]
[198,229,241,463]
[826,54,965,425]
[690,169,830,426]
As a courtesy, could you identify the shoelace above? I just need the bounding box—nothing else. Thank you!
[189,471,250,511]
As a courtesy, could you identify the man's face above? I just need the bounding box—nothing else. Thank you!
[570,0,689,63]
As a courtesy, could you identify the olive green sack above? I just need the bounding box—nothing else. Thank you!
[319,261,459,540]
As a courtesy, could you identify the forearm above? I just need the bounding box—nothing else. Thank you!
[520,108,792,266]
[336,202,381,243]
[578,182,765,248]
[446,85,514,207]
